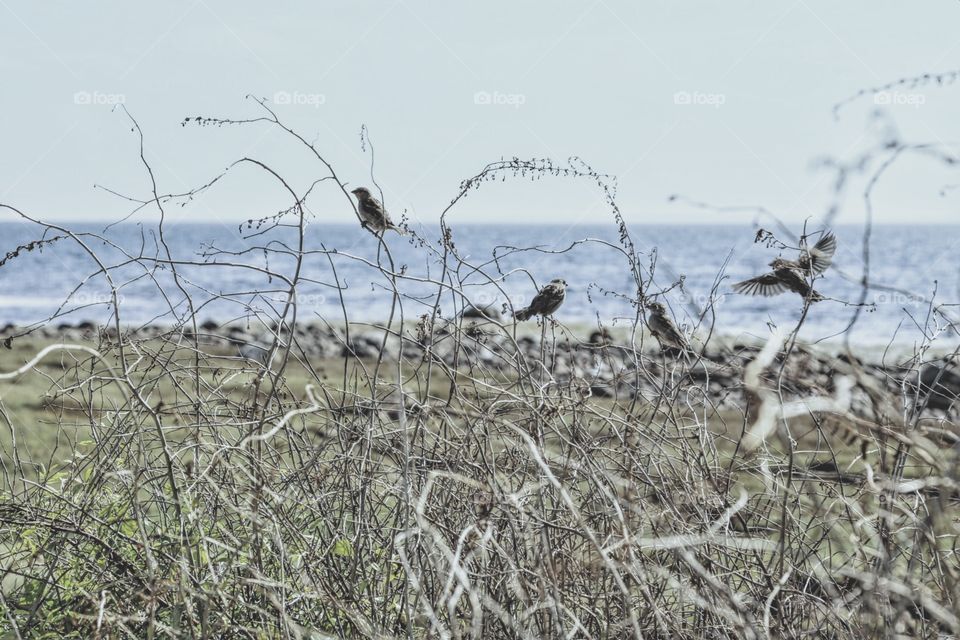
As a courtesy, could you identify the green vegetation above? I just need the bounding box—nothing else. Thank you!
[0,328,956,639]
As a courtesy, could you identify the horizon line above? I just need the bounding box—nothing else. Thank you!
[2,218,960,227]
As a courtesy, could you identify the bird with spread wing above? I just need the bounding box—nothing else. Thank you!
[733,232,836,302]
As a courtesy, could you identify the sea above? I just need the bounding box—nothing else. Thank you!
[0,221,957,348]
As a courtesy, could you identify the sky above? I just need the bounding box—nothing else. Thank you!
[1,1,959,227]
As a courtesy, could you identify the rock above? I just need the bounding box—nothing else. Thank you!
[141,325,163,338]
[238,342,271,365]
[918,360,960,412]
[589,328,613,347]
[60,329,83,342]
[836,352,864,367]
[225,326,254,345]
[590,384,615,398]
[343,332,399,360]
[462,304,501,321]
[343,340,376,359]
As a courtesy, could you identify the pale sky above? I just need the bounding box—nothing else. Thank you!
[1,1,959,226]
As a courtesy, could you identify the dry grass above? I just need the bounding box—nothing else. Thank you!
[0,99,958,639]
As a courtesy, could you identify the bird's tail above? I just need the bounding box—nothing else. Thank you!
[809,290,824,302]
[514,307,533,321]
[386,224,407,236]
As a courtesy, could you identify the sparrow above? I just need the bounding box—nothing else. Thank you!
[645,301,687,351]
[733,232,836,302]
[733,259,824,301]
[780,232,837,276]
[350,187,403,234]
[514,279,567,321]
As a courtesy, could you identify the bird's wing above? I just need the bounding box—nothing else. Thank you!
[732,272,788,297]
[370,198,390,221]
[525,291,546,314]
[529,285,555,311]
[799,232,837,274]
[372,197,399,227]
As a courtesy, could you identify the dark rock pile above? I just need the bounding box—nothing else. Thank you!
[4,321,958,422]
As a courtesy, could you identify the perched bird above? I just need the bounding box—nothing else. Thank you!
[733,232,836,302]
[645,301,687,351]
[350,187,403,234]
[514,279,567,321]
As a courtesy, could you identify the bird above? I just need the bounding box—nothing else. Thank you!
[645,301,687,351]
[514,279,567,321]
[780,232,837,277]
[733,232,836,301]
[733,259,824,301]
[350,187,403,234]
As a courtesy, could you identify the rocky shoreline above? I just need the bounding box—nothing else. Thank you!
[3,319,959,424]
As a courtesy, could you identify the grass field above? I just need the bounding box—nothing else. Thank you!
[0,326,956,639]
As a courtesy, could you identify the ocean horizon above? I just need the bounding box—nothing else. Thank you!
[1,221,958,347]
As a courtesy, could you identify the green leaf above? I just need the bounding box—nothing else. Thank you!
[332,538,353,558]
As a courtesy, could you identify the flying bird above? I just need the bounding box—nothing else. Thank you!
[350,187,404,234]
[733,259,824,301]
[514,279,567,321]
[645,301,687,351]
[780,232,837,276]
[733,232,836,302]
